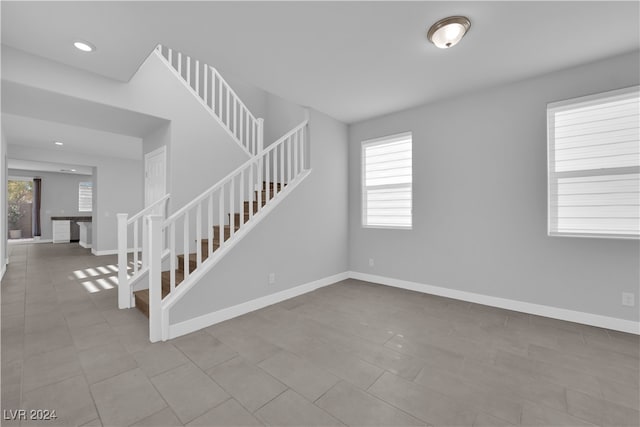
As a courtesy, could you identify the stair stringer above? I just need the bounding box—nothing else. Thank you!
[159,169,312,340]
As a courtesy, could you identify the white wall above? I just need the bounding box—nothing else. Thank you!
[1,130,7,276]
[171,108,349,323]
[8,169,92,241]
[264,92,306,145]
[211,70,306,145]
[2,47,250,217]
[348,51,640,323]
[132,53,250,213]
[6,146,142,254]
[222,72,268,123]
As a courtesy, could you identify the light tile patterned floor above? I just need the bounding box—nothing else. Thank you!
[1,243,639,426]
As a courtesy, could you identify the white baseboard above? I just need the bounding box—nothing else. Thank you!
[348,271,640,335]
[7,239,52,245]
[79,241,92,249]
[161,170,312,312]
[92,248,135,256]
[168,271,349,339]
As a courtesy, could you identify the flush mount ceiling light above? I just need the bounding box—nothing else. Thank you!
[73,40,95,52]
[427,16,471,49]
[54,141,64,146]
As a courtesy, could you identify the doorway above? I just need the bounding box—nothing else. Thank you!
[7,178,33,240]
[144,147,166,214]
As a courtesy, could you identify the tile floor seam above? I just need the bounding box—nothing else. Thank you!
[16,260,27,414]
[221,395,260,422]
[365,368,388,392]
[250,386,290,414]
[146,360,192,381]
[4,243,639,427]
[174,335,239,373]
[311,380,339,405]
[349,378,434,427]
[141,364,185,423]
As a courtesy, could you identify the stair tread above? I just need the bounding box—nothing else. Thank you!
[134,269,186,317]
[133,185,285,318]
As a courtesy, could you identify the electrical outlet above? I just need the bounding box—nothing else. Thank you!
[622,292,635,307]
[368,258,374,267]
[268,273,276,285]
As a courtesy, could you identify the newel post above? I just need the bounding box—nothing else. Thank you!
[116,213,130,309]
[147,215,164,342]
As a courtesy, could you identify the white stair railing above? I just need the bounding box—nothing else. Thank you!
[155,44,264,156]
[146,120,310,342]
[117,194,170,309]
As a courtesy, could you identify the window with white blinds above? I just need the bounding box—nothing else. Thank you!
[362,132,412,229]
[79,181,93,212]
[547,86,639,239]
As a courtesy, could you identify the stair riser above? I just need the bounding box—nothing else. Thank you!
[262,182,284,191]
[244,202,264,215]
[134,295,149,317]
[132,182,285,318]
[256,190,278,199]
[229,213,251,224]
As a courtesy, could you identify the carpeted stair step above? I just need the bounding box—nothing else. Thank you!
[134,269,185,318]
[175,224,239,273]
[244,200,266,214]
[263,181,284,191]
[228,212,251,225]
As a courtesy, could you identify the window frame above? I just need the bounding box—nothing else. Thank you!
[78,181,93,213]
[361,131,413,230]
[547,85,639,239]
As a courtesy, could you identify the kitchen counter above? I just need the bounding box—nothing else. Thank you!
[52,216,92,243]
[51,216,92,221]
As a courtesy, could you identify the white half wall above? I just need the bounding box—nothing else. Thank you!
[170,108,349,324]
[348,50,640,324]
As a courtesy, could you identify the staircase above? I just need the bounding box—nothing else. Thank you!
[117,44,310,342]
[132,182,280,317]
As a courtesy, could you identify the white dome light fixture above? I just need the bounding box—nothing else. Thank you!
[73,40,95,52]
[427,16,471,49]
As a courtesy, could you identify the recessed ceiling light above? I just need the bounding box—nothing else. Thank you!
[73,40,95,52]
[427,16,471,49]
[54,141,64,146]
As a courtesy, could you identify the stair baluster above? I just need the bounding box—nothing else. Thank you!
[155,45,263,156]
[123,47,311,342]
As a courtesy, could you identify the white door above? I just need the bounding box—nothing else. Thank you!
[145,147,166,214]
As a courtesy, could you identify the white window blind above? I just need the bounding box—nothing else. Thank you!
[547,86,639,238]
[362,132,412,229]
[79,181,93,212]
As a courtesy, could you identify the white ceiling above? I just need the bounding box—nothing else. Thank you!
[8,159,93,176]
[1,1,639,124]
[2,114,143,160]
[1,81,169,139]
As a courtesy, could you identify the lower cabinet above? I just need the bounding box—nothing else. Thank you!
[52,220,71,243]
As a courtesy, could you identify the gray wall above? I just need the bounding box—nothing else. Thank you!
[171,108,349,323]
[348,50,640,322]
[223,72,306,145]
[264,92,306,145]
[130,53,251,214]
[8,169,92,241]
